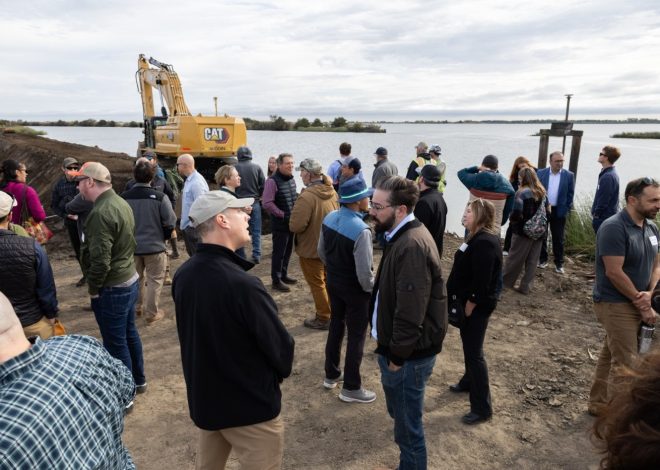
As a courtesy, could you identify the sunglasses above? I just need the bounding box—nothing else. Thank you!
[66,166,80,170]
[599,152,607,157]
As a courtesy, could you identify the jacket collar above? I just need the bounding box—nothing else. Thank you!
[195,243,254,271]
[387,217,421,245]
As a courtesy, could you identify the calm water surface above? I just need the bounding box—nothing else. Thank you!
[33,124,660,233]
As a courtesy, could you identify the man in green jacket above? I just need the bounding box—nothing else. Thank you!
[74,162,146,400]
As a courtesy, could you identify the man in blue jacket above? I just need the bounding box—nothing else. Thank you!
[537,151,575,274]
[591,145,621,233]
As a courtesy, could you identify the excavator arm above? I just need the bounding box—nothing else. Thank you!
[136,54,191,118]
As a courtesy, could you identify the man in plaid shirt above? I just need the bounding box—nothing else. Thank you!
[0,292,136,469]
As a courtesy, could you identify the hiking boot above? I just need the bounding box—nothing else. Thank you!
[281,275,298,285]
[304,317,330,330]
[272,280,290,292]
[251,257,260,264]
[75,276,86,287]
[323,373,344,389]
[136,383,148,394]
[163,276,172,286]
[537,262,548,269]
[146,310,165,324]
[339,387,376,403]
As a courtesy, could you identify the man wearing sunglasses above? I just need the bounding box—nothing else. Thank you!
[589,177,660,417]
[591,145,621,233]
[51,157,86,286]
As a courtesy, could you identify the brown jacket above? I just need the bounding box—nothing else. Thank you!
[371,219,448,365]
[289,175,338,259]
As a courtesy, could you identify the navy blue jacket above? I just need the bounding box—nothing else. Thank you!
[591,166,619,221]
[537,168,575,218]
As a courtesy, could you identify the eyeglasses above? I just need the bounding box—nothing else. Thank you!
[66,166,80,170]
[599,152,607,157]
[642,177,656,185]
[371,203,392,211]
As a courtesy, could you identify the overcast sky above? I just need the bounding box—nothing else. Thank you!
[2,0,659,121]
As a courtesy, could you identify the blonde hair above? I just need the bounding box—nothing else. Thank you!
[519,167,546,200]
[214,165,236,187]
[467,198,499,239]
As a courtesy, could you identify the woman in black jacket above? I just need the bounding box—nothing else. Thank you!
[447,198,502,425]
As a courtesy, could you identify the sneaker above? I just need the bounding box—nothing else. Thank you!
[136,383,148,394]
[303,317,330,330]
[272,280,290,292]
[502,251,509,257]
[555,266,565,274]
[124,400,134,415]
[281,275,298,285]
[537,262,548,269]
[339,387,377,404]
[323,374,344,389]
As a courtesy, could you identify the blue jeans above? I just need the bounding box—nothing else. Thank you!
[378,354,436,470]
[236,202,262,261]
[92,280,145,385]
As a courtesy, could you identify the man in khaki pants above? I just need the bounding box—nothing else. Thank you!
[0,191,58,339]
[588,177,660,416]
[289,158,338,330]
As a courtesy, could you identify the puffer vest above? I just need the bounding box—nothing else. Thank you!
[0,230,42,326]
[271,171,297,232]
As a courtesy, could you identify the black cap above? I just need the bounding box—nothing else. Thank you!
[343,156,362,173]
[375,147,388,157]
[482,154,498,170]
[237,146,252,159]
[420,165,441,186]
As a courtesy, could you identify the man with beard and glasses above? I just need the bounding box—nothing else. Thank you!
[369,175,447,470]
[588,177,660,417]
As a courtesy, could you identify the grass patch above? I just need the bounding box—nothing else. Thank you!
[2,126,47,136]
[565,194,597,260]
[611,132,660,139]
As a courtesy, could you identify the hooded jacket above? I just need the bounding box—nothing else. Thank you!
[289,175,338,259]
[235,152,265,200]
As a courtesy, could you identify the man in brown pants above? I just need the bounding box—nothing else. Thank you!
[289,158,338,330]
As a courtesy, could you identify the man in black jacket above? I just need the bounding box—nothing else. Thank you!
[369,176,447,470]
[414,165,448,258]
[173,190,295,470]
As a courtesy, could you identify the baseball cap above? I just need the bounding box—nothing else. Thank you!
[418,165,441,186]
[188,191,254,228]
[374,147,388,157]
[296,158,323,175]
[62,157,79,169]
[0,191,17,218]
[343,156,362,173]
[70,162,112,183]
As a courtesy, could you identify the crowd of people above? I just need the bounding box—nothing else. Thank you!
[0,140,658,469]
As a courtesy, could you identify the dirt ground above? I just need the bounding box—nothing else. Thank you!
[47,229,607,470]
[3,132,608,469]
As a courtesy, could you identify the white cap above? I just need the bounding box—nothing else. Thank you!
[189,191,254,227]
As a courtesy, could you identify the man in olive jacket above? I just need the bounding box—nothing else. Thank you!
[369,176,447,470]
[289,159,338,330]
[73,162,145,393]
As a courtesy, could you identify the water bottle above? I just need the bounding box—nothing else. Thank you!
[638,323,655,354]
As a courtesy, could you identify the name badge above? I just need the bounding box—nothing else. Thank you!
[650,235,658,247]
[459,243,469,252]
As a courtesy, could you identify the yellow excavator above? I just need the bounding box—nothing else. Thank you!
[135,54,247,180]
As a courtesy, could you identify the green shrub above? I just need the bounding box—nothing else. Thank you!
[3,126,47,136]
[564,194,596,259]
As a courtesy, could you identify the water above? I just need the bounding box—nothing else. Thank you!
[33,124,660,233]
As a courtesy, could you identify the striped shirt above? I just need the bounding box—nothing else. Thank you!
[0,335,136,469]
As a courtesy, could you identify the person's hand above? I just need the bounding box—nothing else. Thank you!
[633,291,652,311]
[641,308,657,325]
[465,300,476,317]
[47,318,56,325]
[243,206,253,214]
[388,361,401,372]
[66,214,78,220]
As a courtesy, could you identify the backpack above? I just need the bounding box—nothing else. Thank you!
[523,196,547,239]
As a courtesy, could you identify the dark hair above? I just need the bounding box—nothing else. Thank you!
[624,177,659,203]
[0,159,21,187]
[508,156,535,184]
[339,142,351,156]
[376,176,419,214]
[593,351,660,469]
[277,153,293,165]
[602,145,621,164]
[133,160,155,184]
